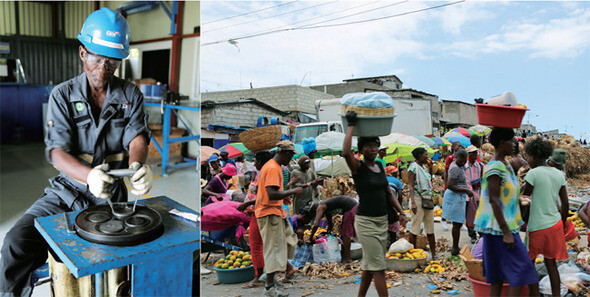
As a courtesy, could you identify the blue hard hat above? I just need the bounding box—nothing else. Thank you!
[77,7,130,59]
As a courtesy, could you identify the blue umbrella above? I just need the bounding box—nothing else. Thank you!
[446,135,471,148]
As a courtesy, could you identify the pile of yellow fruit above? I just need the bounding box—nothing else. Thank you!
[567,211,585,229]
[433,209,442,217]
[386,248,427,260]
[214,250,253,270]
[303,227,328,237]
[423,261,445,273]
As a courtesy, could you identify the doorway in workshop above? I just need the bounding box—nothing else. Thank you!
[141,49,170,85]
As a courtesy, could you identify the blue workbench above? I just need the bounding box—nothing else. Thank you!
[34,196,200,297]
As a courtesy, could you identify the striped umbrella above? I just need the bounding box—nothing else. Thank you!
[432,137,451,146]
[444,128,473,137]
[218,143,250,158]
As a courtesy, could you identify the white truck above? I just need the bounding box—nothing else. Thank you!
[292,98,433,143]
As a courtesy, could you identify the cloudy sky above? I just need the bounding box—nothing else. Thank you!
[201,1,590,140]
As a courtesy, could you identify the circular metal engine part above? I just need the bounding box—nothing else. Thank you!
[74,203,164,246]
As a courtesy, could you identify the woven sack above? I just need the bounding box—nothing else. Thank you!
[239,125,282,152]
[341,105,395,116]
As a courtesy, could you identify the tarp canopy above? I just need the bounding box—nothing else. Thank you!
[383,143,438,163]
[315,131,357,154]
[316,157,352,177]
[412,135,437,148]
[380,133,427,147]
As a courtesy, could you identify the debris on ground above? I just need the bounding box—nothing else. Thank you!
[436,238,450,253]
[300,262,362,279]
[426,274,457,291]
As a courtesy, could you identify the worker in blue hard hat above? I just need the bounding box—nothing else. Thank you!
[0,8,152,297]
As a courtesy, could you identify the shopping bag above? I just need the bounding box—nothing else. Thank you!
[312,235,341,263]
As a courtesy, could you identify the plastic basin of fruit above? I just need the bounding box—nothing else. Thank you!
[213,266,255,284]
[475,104,528,128]
[468,275,530,297]
[340,114,396,137]
[385,253,429,272]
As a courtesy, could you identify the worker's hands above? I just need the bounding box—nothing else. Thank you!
[292,186,304,196]
[345,110,358,127]
[87,164,115,199]
[399,213,407,227]
[410,198,417,215]
[129,162,153,196]
[237,202,248,213]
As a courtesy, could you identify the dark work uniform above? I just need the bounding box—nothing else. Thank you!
[0,73,149,297]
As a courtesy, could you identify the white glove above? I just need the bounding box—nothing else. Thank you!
[130,162,153,195]
[87,164,115,199]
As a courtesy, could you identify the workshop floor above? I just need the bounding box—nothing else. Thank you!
[0,142,200,297]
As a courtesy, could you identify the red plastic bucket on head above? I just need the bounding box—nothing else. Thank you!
[469,276,530,297]
[475,104,528,128]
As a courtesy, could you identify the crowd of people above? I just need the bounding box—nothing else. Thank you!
[202,113,577,296]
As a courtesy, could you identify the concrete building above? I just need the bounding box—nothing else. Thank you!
[310,75,443,131]
[440,100,478,129]
[201,85,335,122]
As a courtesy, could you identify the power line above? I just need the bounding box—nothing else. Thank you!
[202,1,298,26]
[299,0,465,30]
[203,1,465,46]
[296,1,408,28]
[208,1,382,46]
[205,1,338,33]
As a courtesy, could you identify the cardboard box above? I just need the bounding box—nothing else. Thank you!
[459,245,485,282]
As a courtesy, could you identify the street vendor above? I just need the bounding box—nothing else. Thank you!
[547,149,566,171]
[309,196,359,263]
[343,110,406,297]
[202,163,237,204]
[289,155,322,213]
[290,203,317,245]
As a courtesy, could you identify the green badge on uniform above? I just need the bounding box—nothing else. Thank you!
[75,102,85,111]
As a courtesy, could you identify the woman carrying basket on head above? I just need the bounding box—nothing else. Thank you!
[342,111,406,297]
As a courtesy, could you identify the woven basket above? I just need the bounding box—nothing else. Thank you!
[341,105,395,116]
[239,126,282,152]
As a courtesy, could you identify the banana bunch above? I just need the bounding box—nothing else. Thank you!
[567,211,585,229]
[386,248,427,260]
[423,261,445,274]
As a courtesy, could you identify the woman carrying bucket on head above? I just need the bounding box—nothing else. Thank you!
[473,127,539,297]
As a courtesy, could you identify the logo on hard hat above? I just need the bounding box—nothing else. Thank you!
[106,31,120,38]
